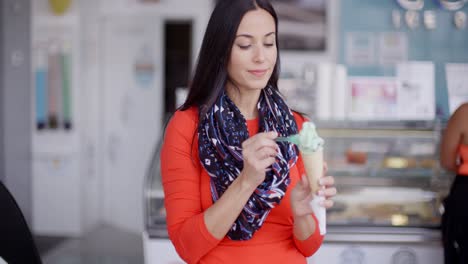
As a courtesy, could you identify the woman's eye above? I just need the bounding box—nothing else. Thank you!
[264,43,275,47]
[238,44,251,50]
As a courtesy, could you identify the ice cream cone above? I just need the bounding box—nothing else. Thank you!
[295,121,326,235]
[301,148,323,195]
[276,121,327,234]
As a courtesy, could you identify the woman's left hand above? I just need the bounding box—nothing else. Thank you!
[290,162,337,217]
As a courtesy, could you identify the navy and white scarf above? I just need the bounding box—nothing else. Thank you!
[198,85,299,240]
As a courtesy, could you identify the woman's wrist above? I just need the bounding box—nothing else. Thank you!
[293,213,314,222]
[293,214,316,240]
[238,171,260,192]
[204,172,259,239]
[291,205,306,218]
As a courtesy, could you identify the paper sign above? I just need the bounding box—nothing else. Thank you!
[379,32,408,66]
[446,63,468,115]
[348,77,399,120]
[396,61,435,120]
[346,33,376,66]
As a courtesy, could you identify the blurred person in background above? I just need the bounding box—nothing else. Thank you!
[160,0,336,263]
[440,102,468,264]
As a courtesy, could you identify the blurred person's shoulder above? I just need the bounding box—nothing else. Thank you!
[451,103,468,125]
[457,102,468,115]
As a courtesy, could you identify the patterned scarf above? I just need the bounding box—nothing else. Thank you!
[198,85,299,240]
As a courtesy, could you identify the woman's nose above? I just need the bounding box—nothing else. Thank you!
[253,46,265,63]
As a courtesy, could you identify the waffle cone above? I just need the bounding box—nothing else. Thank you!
[301,148,323,194]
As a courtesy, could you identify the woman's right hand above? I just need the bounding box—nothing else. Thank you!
[240,131,279,188]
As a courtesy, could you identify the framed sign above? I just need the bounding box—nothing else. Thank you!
[271,0,327,51]
[348,77,399,120]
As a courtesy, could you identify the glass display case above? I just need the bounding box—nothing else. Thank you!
[143,119,454,244]
[318,120,453,230]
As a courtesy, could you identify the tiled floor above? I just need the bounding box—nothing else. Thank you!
[38,224,144,264]
[35,236,67,257]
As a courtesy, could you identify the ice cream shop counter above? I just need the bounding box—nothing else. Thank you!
[143,120,451,264]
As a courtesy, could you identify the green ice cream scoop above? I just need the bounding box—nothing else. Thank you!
[275,121,324,153]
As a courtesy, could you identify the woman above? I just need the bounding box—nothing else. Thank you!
[440,102,468,264]
[161,0,336,263]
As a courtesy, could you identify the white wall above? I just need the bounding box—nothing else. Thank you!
[79,0,103,234]
[101,15,163,233]
[98,0,213,233]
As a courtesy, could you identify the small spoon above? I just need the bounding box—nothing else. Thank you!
[275,134,300,145]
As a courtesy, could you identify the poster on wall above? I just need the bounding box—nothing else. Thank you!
[134,44,155,89]
[348,77,399,120]
[270,0,327,51]
[33,29,74,131]
[378,32,408,66]
[446,63,468,115]
[396,61,435,120]
[346,32,376,66]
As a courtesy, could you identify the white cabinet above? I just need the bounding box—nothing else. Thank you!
[32,153,81,235]
[100,15,163,233]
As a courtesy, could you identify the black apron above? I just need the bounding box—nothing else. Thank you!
[442,175,468,264]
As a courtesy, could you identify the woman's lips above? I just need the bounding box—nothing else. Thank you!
[248,69,268,77]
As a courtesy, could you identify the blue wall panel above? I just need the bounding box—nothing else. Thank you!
[339,0,468,118]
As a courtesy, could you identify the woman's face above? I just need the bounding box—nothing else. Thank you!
[227,8,277,92]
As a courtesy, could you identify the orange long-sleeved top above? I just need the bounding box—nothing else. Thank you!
[458,144,468,175]
[161,107,324,264]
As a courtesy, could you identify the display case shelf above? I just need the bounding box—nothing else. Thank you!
[316,119,440,130]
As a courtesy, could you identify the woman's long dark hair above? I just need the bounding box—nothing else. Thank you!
[179,0,281,119]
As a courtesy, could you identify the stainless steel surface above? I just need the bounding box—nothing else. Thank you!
[143,138,163,231]
[324,226,441,244]
[316,120,436,130]
[144,115,170,237]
